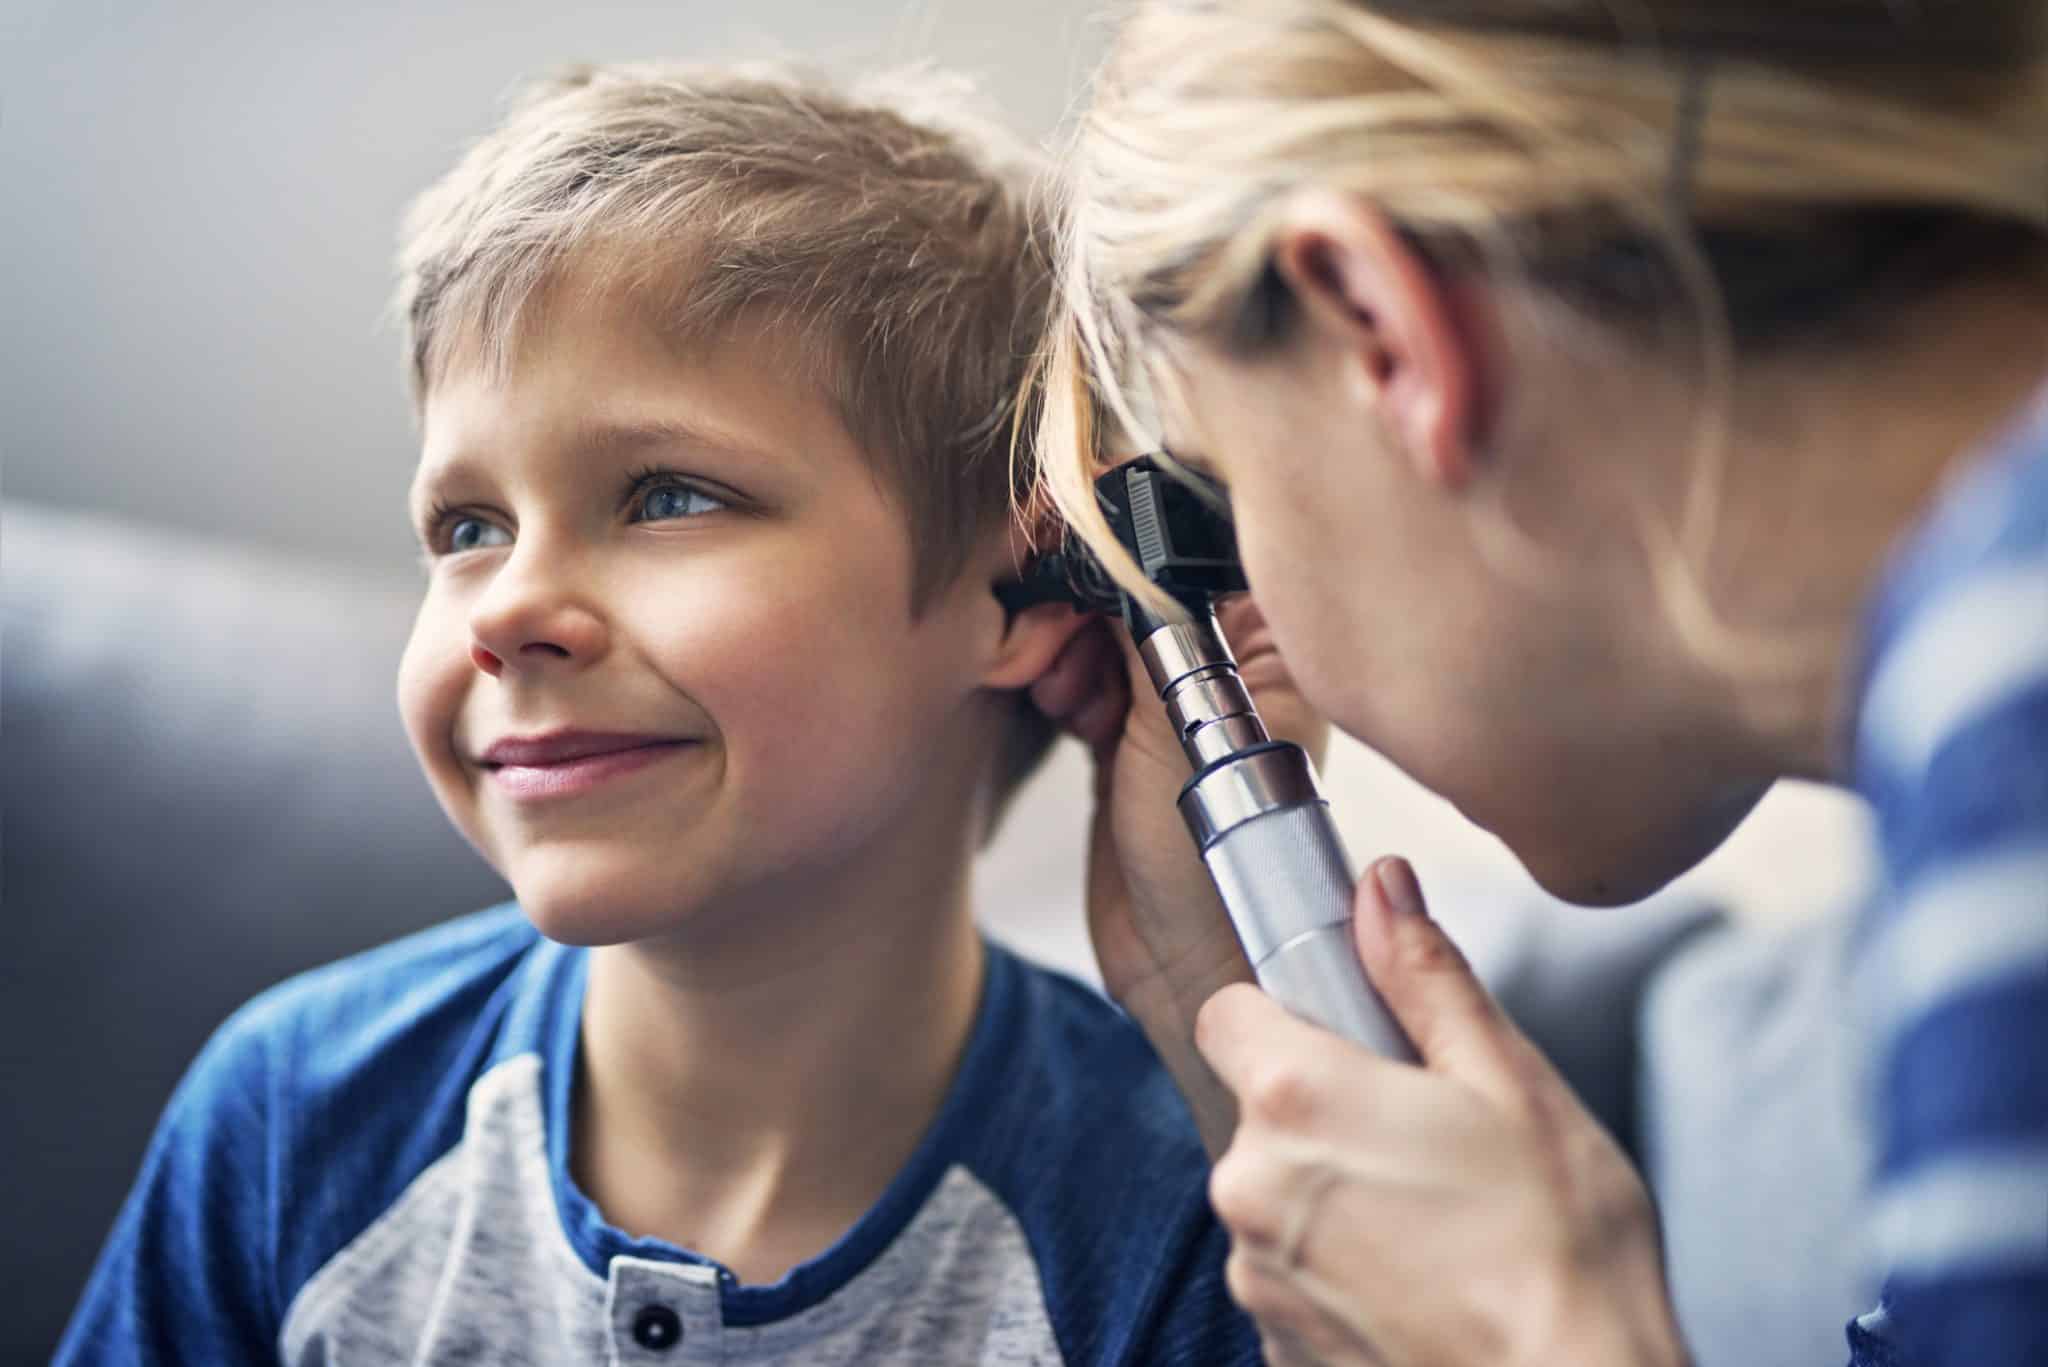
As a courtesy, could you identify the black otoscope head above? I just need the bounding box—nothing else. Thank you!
[1002,460,1407,1058]
[997,455,1247,629]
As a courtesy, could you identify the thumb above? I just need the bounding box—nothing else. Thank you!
[1355,857,1527,1107]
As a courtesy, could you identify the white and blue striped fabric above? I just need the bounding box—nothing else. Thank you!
[1847,381,2048,1367]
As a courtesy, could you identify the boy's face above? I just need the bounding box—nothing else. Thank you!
[400,284,1023,945]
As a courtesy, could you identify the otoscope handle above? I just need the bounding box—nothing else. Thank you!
[1133,610,1414,1060]
[1182,746,1418,1062]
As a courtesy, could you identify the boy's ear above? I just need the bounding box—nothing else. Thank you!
[1267,190,1479,489]
[981,517,1091,690]
[982,599,1090,691]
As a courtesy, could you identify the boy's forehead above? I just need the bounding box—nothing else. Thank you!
[408,250,932,550]
[409,303,886,505]
[423,250,832,425]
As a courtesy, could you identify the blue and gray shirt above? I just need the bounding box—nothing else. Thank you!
[1847,381,2048,1366]
[58,909,1258,1365]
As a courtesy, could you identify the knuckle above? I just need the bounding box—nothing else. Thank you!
[1192,1001,1222,1059]
[1208,1151,1283,1246]
[1193,987,1240,1057]
[1397,916,1470,978]
[1207,1152,1260,1232]
[1266,1323,1332,1367]
[1246,1062,1319,1129]
[1505,1051,1565,1129]
[1223,1247,1257,1305]
[1225,1249,1294,1322]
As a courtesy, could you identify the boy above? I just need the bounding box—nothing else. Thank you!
[57,64,1258,1364]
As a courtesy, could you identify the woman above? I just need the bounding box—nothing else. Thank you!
[1025,2,2048,1364]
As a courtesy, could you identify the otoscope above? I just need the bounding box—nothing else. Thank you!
[1001,457,1415,1060]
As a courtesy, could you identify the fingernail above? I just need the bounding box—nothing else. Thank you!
[1374,857,1426,919]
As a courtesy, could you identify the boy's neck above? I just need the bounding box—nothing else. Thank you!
[571,826,989,1286]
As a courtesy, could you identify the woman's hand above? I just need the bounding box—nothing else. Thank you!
[1193,858,1690,1367]
[1030,596,1328,1154]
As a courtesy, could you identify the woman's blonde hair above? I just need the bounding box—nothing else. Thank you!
[1032,0,2048,636]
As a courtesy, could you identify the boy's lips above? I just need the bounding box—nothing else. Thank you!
[478,730,697,801]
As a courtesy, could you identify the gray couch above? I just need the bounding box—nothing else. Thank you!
[3,503,508,1362]
[3,498,1868,1365]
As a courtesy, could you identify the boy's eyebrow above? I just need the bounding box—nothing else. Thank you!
[410,417,779,514]
[567,415,775,466]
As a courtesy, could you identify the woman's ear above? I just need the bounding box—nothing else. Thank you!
[1268,191,1479,489]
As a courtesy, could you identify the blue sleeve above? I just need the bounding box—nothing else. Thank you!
[1860,701,2048,1367]
[1132,1215,1264,1366]
[1849,410,2048,1367]
[55,1002,283,1365]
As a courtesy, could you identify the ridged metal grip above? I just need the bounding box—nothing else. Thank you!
[1136,612,1412,1060]
[1201,803,1416,1061]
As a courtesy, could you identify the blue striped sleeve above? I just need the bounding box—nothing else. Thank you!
[1849,390,2048,1367]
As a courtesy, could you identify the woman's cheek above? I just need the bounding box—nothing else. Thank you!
[1231,508,1357,734]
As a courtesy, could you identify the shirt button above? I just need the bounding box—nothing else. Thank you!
[631,1303,683,1351]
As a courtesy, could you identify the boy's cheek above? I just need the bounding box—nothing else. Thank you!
[653,603,950,797]
[636,560,915,707]
[396,602,480,788]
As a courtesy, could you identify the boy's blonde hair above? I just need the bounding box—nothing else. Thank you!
[396,62,1061,821]
[1036,0,2048,640]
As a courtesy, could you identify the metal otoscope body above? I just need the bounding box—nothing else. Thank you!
[1004,458,1414,1060]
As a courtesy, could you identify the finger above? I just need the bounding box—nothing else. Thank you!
[1195,982,1432,1133]
[1213,597,1294,691]
[1106,613,1153,684]
[1208,1139,1284,1250]
[1229,1245,1381,1366]
[1352,857,1531,1110]
[1212,593,1273,660]
[1195,983,1331,1127]
[1225,1243,1301,1327]
[1102,621,1195,767]
[1208,594,1328,762]
[1258,1332,1318,1367]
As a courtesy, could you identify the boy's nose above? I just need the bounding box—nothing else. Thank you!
[469,606,608,677]
[467,557,609,677]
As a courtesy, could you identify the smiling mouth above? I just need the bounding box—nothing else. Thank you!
[479,732,697,801]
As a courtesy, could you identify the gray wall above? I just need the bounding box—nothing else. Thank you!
[3,0,1102,565]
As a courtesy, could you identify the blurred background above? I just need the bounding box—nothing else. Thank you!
[4,2,1877,1363]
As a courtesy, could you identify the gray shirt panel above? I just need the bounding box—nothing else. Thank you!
[279,1054,1062,1366]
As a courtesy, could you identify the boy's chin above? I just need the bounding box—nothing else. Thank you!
[503,853,713,948]
[522,900,673,948]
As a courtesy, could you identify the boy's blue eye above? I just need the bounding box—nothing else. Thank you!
[636,484,727,522]
[448,517,511,553]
